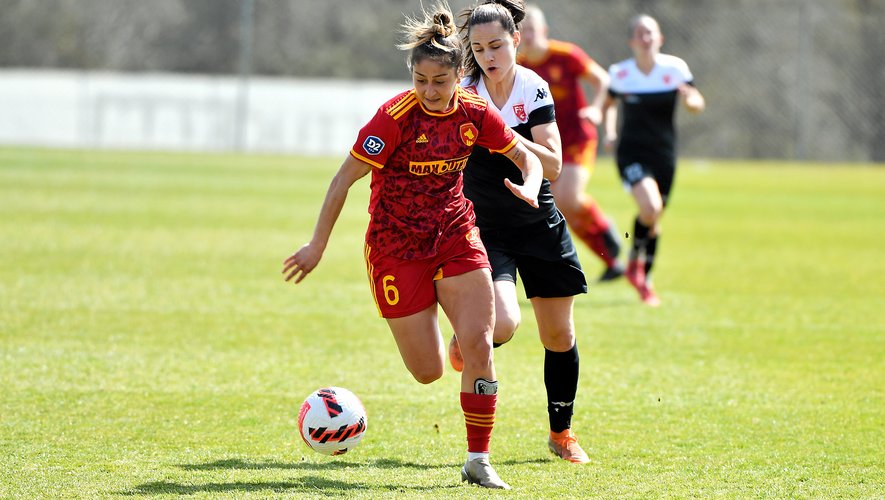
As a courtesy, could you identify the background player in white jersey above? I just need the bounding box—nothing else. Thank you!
[603,14,705,306]
[449,0,592,464]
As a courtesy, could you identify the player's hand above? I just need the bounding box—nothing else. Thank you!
[504,178,539,208]
[282,243,323,284]
[578,105,603,126]
[678,84,705,113]
[603,136,617,153]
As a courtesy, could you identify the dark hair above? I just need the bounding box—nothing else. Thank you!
[459,0,526,82]
[398,2,462,71]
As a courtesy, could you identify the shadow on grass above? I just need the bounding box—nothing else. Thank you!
[121,457,550,495]
[179,456,550,472]
[178,457,457,471]
[122,475,456,495]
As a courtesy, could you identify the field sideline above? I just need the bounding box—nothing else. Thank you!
[1,147,882,498]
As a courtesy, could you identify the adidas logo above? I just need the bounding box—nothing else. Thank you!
[416,133,429,144]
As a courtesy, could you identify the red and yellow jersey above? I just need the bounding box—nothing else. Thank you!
[350,87,518,260]
[518,39,598,154]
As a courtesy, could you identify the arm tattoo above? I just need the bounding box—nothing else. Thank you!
[512,149,522,162]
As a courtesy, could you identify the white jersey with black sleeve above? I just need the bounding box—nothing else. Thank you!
[608,53,694,167]
[462,65,557,228]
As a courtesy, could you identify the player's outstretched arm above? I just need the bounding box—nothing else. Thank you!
[601,94,619,153]
[679,83,706,114]
[579,60,611,126]
[501,141,543,208]
[283,155,371,284]
[520,121,562,181]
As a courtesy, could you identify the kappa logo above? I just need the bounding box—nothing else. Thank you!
[362,135,385,155]
[534,87,549,102]
[416,133,429,144]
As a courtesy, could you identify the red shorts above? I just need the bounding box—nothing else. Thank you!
[562,139,598,174]
[364,227,490,319]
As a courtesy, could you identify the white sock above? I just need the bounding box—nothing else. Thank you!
[468,452,489,461]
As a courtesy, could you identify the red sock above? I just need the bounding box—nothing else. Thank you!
[570,199,616,267]
[461,392,496,453]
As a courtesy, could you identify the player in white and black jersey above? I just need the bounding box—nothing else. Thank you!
[603,14,706,306]
[448,0,593,465]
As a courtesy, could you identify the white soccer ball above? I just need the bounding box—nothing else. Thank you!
[297,387,367,456]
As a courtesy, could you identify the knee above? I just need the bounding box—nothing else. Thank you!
[541,327,576,352]
[493,313,519,345]
[460,332,494,367]
[410,366,444,385]
[638,204,662,226]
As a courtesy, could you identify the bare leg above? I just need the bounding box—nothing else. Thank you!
[436,268,496,393]
[385,306,446,384]
[492,280,520,345]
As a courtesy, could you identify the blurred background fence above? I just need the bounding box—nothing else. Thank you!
[1,0,882,162]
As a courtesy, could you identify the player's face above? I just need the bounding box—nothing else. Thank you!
[412,59,461,113]
[469,22,519,86]
[520,15,543,50]
[630,18,663,56]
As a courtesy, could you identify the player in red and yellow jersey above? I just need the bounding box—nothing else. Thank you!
[517,4,625,282]
[282,2,543,490]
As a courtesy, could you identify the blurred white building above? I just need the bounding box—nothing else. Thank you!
[0,70,409,156]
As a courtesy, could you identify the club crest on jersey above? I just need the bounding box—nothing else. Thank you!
[513,104,527,122]
[549,67,562,83]
[362,135,385,155]
[465,226,482,247]
[460,123,479,146]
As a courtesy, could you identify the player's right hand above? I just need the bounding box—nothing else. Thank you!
[504,178,540,209]
[283,243,323,284]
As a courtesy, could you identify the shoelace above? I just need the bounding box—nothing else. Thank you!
[553,433,578,447]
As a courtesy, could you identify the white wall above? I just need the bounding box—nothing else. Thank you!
[0,70,410,156]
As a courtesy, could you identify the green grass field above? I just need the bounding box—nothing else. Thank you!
[1,147,883,498]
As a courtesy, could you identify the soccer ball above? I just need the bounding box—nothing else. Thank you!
[297,387,367,456]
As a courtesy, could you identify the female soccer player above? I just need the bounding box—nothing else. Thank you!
[603,14,706,306]
[282,2,543,490]
[448,0,591,464]
[517,4,625,282]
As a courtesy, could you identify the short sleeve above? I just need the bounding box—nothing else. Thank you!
[476,106,518,154]
[524,70,554,116]
[675,57,694,85]
[569,44,594,77]
[350,107,401,169]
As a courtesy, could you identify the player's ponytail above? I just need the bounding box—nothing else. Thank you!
[459,0,526,82]
[398,1,462,70]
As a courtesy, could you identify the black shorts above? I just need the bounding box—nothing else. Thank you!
[617,154,676,205]
[479,211,587,299]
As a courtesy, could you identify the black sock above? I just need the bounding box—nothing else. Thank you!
[644,234,658,278]
[631,217,650,261]
[544,344,579,433]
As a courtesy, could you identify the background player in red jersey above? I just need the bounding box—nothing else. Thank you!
[282,2,543,490]
[517,4,625,282]
[603,14,705,306]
